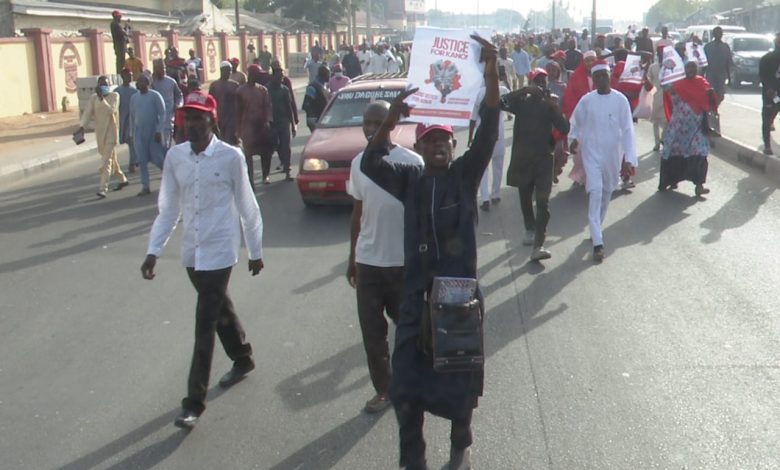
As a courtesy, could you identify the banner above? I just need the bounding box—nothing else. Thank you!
[405,27,485,127]
[619,54,644,84]
[685,42,708,69]
[659,46,685,86]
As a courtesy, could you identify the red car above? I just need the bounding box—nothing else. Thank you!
[297,75,417,206]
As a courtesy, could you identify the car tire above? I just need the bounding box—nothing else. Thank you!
[302,198,316,208]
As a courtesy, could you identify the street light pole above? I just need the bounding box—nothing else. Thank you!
[367,0,373,44]
[235,0,240,32]
[591,0,597,42]
[552,0,556,31]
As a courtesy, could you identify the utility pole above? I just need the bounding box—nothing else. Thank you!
[552,0,556,31]
[367,0,373,44]
[591,0,596,43]
[235,0,240,33]
[347,0,353,45]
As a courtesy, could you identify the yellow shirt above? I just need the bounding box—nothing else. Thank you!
[125,57,144,81]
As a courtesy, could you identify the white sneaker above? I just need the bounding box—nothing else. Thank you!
[522,230,535,246]
[530,246,552,261]
[621,179,636,190]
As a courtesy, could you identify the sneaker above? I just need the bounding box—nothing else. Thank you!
[364,393,391,414]
[530,246,552,261]
[491,197,501,205]
[593,245,605,262]
[449,447,472,470]
[136,188,151,196]
[263,176,271,185]
[113,181,129,191]
[479,201,490,212]
[763,147,774,156]
[173,409,198,429]
[96,191,107,199]
[621,179,635,190]
[284,172,294,182]
[522,230,535,246]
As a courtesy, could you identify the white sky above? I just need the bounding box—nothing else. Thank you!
[430,0,660,22]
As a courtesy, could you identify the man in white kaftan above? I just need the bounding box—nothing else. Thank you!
[569,61,637,261]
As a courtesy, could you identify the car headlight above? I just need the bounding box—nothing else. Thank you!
[302,158,329,171]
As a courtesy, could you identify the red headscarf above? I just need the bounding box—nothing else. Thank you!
[562,61,593,118]
[663,75,717,121]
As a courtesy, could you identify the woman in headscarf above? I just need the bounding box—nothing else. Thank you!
[659,60,719,196]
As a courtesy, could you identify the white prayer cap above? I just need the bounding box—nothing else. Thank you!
[583,50,597,59]
[220,60,232,69]
[590,60,610,74]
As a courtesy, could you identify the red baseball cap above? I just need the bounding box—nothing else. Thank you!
[529,67,548,82]
[551,50,566,61]
[182,91,217,119]
[415,123,454,141]
[229,57,240,65]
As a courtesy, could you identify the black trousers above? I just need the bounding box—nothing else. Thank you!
[115,49,126,75]
[762,91,779,149]
[273,121,293,173]
[517,155,554,248]
[355,263,402,395]
[395,400,473,469]
[183,267,252,415]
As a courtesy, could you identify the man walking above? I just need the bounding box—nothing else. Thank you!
[759,32,780,155]
[470,83,511,212]
[141,91,263,430]
[361,35,499,470]
[110,10,127,74]
[704,27,732,104]
[502,68,569,261]
[236,64,274,187]
[129,73,166,195]
[569,61,637,261]
[259,45,273,70]
[302,65,331,133]
[78,75,129,198]
[208,61,240,146]
[125,47,143,82]
[268,67,297,181]
[511,42,532,89]
[346,101,424,414]
[115,68,138,173]
[151,59,183,149]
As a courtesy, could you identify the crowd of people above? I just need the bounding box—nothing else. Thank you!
[81,15,780,468]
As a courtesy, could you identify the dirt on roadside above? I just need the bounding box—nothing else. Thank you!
[0,110,81,154]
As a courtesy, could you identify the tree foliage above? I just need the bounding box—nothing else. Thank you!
[645,0,701,28]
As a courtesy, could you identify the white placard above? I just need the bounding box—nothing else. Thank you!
[660,47,685,86]
[685,42,708,69]
[619,54,644,84]
[405,27,486,127]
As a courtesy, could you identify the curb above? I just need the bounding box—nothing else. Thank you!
[711,135,780,180]
[0,141,97,186]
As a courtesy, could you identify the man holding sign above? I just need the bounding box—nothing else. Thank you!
[361,33,499,470]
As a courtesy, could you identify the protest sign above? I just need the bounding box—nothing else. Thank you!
[659,46,685,86]
[685,42,708,69]
[619,54,644,84]
[405,27,485,127]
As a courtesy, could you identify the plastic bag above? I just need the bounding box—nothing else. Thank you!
[633,86,656,120]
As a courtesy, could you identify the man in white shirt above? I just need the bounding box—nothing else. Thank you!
[370,45,388,74]
[346,101,423,414]
[357,44,372,74]
[569,61,637,262]
[140,91,264,429]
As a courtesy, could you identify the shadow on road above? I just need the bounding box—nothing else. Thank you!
[700,175,775,243]
[268,412,383,470]
[56,386,229,470]
[275,343,369,412]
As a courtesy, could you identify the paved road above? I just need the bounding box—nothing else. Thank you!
[1,114,778,469]
[724,87,763,112]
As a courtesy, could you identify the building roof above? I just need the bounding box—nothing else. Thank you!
[10,0,178,25]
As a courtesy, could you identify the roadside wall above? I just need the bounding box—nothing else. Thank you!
[1,28,348,117]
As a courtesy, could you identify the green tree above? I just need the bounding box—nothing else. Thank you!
[645,0,700,28]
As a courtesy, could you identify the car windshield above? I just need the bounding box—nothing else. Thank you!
[732,37,772,52]
[317,88,405,128]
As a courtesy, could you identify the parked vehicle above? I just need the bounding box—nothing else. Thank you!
[296,73,416,206]
[726,33,774,87]
[683,24,746,43]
